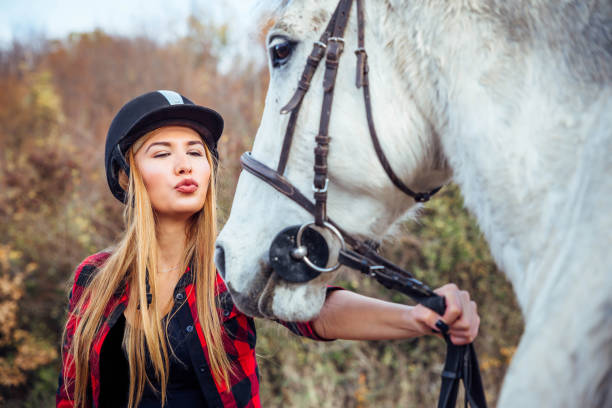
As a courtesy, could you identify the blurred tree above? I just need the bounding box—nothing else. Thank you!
[0,18,269,405]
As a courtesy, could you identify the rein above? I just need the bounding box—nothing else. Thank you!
[240,0,487,406]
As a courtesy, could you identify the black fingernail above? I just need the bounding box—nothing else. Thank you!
[435,319,449,334]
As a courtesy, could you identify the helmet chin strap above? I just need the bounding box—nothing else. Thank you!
[114,144,131,178]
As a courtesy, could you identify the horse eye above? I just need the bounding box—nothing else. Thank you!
[270,40,295,68]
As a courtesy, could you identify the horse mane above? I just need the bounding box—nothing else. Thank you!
[393,0,611,84]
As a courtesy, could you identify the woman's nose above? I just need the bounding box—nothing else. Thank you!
[175,157,192,175]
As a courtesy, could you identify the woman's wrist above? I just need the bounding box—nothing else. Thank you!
[401,305,433,338]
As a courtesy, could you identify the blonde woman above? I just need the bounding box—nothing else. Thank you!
[57,90,481,408]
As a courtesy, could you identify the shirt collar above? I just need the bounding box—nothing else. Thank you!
[174,265,194,293]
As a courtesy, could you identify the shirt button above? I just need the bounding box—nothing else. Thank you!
[186,325,194,333]
[223,309,231,317]
[175,293,184,301]
[199,365,206,373]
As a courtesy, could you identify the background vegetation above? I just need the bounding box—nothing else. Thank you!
[0,17,523,408]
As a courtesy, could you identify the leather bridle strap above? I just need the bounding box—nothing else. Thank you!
[241,151,445,312]
[313,0,354,226]
[354,0,441,202]
[277,2,343,174]
[438,341,488,408]
[278,0,441,207]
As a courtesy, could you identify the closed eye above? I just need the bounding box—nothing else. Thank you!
[153,151,203,158]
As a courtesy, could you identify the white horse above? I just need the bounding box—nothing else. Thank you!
[216,0,612,406]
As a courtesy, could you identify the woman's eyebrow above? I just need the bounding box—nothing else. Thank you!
[145,141,170,153]
[145,140,204,153]
[187,140,205,147]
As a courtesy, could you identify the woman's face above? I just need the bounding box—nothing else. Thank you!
[133,126,211,220]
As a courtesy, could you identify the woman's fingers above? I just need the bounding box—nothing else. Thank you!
[421,284,481,345]
[449,333,474,345]
[448,300,480,344]
[411,303,445,336]
[434,283,463,326]
[449,309,480,344]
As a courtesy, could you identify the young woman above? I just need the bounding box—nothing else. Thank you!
[57,90,480,408]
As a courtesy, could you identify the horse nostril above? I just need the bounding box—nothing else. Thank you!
[214,245,226,279]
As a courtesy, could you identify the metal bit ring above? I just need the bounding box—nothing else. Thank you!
[295,221,345,273]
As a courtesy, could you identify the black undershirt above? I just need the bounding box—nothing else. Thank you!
[130,300,207,408]
[100,293,208,407]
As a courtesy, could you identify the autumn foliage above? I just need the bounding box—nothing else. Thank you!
[0,20,522,407]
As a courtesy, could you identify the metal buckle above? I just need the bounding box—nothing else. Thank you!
[414,192,431,203]
[314,41,327,49]
[312,178,329,193]
[293,221,346,273]
[368,265,385,277]
[328,37,345,44]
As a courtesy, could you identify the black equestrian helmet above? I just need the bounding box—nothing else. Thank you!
[104,90,224,203]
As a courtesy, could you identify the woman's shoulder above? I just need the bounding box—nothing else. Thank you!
[72,249,113,289]
[64,249,114,310]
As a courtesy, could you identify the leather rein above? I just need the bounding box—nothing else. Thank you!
[240,0,487,407]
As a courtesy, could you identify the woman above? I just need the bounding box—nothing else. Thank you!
[57,90,480,408]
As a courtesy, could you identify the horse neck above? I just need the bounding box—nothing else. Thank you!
[380,0,612,316]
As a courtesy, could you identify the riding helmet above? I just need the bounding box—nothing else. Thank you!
[104,90,224,203]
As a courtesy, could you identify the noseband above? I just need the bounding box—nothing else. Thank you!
[240,0,486,406]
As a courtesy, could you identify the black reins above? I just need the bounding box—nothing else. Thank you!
[240,0,487,406]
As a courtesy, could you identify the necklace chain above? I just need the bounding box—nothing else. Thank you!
[160,264,180,274]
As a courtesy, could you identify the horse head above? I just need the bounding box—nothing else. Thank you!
[216,0,451,321]
[216,1,612,406]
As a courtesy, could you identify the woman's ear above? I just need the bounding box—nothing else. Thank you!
[118,169,129,192]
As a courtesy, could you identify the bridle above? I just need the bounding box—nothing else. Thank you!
[240,0,487,406]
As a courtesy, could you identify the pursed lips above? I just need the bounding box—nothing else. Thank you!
[175,178,198,193]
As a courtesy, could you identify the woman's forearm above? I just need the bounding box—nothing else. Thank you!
[312,289,429,341]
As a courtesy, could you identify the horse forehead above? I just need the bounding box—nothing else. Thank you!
[273,0,332,37]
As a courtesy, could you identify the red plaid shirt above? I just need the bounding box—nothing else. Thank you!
[57,252,335,408]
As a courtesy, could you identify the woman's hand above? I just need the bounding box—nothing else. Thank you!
[410,283,480,345]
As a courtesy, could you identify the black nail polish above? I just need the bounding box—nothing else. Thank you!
[435,319,449,334]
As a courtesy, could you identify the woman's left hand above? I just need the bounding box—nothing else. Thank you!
[411,283,480,345]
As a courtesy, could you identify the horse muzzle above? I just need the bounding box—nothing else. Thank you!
[269,222,344,283]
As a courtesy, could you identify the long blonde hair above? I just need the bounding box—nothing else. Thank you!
[62,136,232,407]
